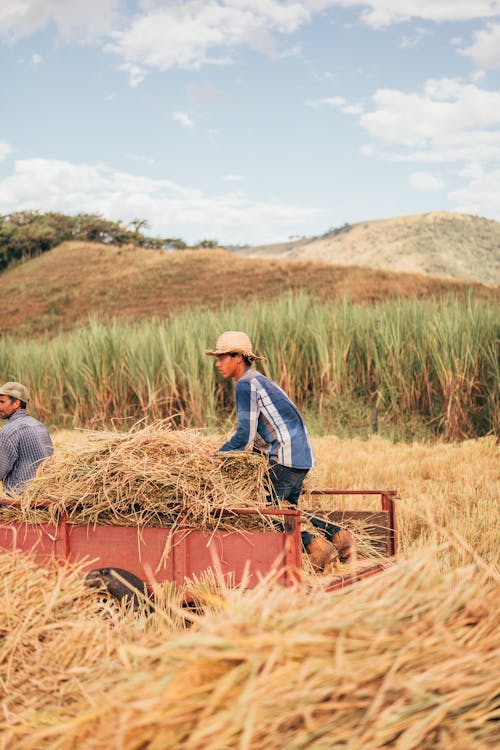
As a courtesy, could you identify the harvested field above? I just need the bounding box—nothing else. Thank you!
[0,430,498,748]
[308,435,499,567]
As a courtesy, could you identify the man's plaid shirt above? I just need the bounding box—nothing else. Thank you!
[0,409,53,495]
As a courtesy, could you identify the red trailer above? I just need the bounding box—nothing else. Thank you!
[0,490,397,602]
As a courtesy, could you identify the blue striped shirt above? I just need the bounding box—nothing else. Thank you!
[0,409,53,495]
[220,368,314,469]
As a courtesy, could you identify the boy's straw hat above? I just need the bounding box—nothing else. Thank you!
[205,331,263,360]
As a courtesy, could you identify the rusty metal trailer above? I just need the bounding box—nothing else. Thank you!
[0,490,397,600]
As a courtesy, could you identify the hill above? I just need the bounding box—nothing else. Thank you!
[232,211,500,286]
[1,240,497,337]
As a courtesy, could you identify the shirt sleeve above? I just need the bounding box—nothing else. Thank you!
[220,378,258,452]
[0,431,17,480]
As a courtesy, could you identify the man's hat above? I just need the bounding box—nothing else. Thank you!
[0,382,30,402]
[205,331,263,360]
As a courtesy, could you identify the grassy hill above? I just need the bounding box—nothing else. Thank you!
[233,211,500,286]
[1,240,498,337]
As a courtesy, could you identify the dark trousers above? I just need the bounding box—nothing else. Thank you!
[266,464,341,548]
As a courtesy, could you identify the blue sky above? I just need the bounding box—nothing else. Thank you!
[1,1,500,245]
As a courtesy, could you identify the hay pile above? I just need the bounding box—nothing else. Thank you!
[10,423,273,530]
[1,548,498,749]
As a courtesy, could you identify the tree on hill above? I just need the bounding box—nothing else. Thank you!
[0,211,190,272]
[196,239,219,248]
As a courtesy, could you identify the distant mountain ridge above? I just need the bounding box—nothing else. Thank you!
[231,212,500,286]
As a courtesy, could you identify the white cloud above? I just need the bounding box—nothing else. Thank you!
[349,76,500,220]
[398,26,429,49]
[348,1,500,28]
[314,78,500,159]
[0,140,13,161]
[173,111,195,128]
[461,22,500,69]
[0,157,323,244]
[31,52,43,66]
[409,171,444,191]
[223,174,244,181]
[470,69,486,82]
[104,1,311,82]
[360,78,500,145]
[0,0,119,41]
[117,62,146,88]
[3,0,499,49]
[103,2,500,83]
[306,96,363,114]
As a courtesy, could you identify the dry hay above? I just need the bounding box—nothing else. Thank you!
[0,553,133,731]
[5,423,276,532]
[1,547,498,749]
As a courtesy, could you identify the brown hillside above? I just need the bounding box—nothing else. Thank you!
[236,211,500,286]
[3,240,498,337]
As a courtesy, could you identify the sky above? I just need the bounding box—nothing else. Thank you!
[1,1,500,246]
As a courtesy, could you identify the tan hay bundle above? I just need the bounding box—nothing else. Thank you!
[15,423,273,531]
[3,549,498,750]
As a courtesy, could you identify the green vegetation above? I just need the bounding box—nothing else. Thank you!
[0,293,497,441]
[0,211,220,272]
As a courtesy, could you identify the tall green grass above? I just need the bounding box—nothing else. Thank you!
[0,293,497,439]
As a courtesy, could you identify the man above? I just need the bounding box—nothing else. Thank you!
[0,382,53,496]
[206,331,354,571]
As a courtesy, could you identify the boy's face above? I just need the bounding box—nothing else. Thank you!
[215,353,241,380]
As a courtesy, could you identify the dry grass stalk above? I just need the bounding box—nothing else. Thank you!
[14,423,275,533]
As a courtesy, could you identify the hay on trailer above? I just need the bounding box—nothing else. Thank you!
[11,423,278,532]
[0,424,390,553]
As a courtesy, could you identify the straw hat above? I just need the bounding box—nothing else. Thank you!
[205,331,263,360]
[0,381,30,402]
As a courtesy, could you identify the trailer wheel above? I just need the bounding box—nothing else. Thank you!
[85,567,153,612]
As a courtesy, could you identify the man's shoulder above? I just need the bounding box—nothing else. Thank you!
[237,370,273,393]
[5,412,47,432]
[239,368,272,385]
